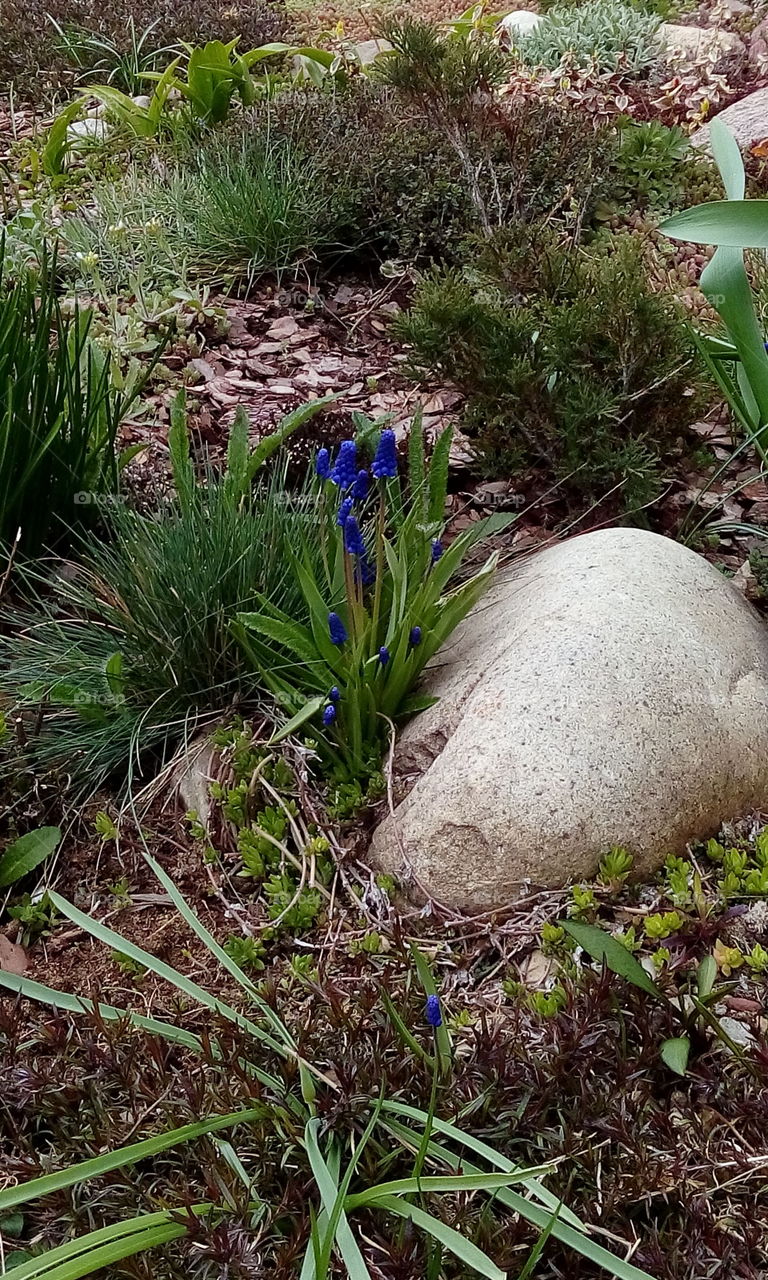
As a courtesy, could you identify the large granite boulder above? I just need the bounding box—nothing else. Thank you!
[369,529,768,910]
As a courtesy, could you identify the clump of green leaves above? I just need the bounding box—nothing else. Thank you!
[0,245,138,552]
[236,411,507,781]
[513,0,661,75]
[396,229,699,508]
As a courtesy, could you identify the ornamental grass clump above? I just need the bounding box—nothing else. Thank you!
[235,414,507,782]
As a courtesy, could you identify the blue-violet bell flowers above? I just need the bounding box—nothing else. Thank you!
[378,646,390,666]
[371,429,398,479]
[344,516,366,557]
[331,440,357,489]
[328,612,347,646]
[322,703,336,726]
[425,995,442,1027]
[352,469,370,500]
[316,447,331,480]
[409,626,422,647]
[336,496,353,527]
[431,539,444,563]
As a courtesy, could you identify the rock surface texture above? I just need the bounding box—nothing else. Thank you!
[691,86,768,151]
[369,529,768,911]
[660,21,745,69]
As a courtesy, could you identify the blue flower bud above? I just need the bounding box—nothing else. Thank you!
[329,686,340,702]
[352,469,370,500]
[336,496,353,527]
[431,539,444,563]
[331,440,357,489]
[371,429,398,479]
[378,645,390,666]
[328,612,347,646]
[322,703,336,725]
[425,995,442,1027]
[344,515,366,557]
[409,626,422,647]
[316,447,331,479]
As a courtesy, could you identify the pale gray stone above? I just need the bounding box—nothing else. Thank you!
[661,21,745,67]
[691,86,768,151]
[369,529,768,910]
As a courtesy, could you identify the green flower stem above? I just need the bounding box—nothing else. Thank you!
[369,489,386,657]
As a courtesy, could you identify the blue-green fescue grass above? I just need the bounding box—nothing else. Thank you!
[0,392,334,795]
[60,129,337,293]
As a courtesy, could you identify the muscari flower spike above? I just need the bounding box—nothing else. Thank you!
[322,703,337,726]
[360,556,376,587]
[409,626,422,647]
[378,646,390,666]
[336,496,353,527]
[425,994,442,1027]
[328,612,347,646]
[329,686,340,703]
[371,429,398,479]
[331,439,358,489]
[431,539,444,563]
[352,469,370,501]
[316,447,331,480]
[344,516,366,558]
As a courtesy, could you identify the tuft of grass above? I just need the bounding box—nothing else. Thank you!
[0,398,333,795]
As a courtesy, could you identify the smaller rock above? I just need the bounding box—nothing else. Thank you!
[354,38,393,66]
[691,86,768,151]
[67,117,108,143]
[661,22,746,69]
[499,9,543,39]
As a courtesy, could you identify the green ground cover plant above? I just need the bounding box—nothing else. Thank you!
[0,851,663,1280]
[512,0,662,75]
[396,228,700,506]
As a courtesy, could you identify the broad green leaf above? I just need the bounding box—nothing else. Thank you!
[697,954,717,1000]
[304,1119,372,1279]
[560,920,661,998]
[660,1035,691,1076]
[43,100,86,176]
[5,1206,212,1280]
[346,1169,552,1210]
[269,695,326,744]
[661,199,768,248]
[0,826,60,888]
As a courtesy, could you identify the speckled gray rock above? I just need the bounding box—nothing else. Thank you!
[369,529,768,910]
[691,86,768,151]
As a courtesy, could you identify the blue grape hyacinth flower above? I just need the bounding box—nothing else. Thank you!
[378,646,390,666]
[316,447,331,480]
[329,686,340,703]
[332,440,357,489]
[322,703,337,726]
[352,469,370,500]
[425,995,442,1027]
[328,612,347,646]
[371,429,398,479]
[431,539,444,563]
[344,516,366,557]
[336,496,353,527]
[409,625,422,647]
[360,555,376,586]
